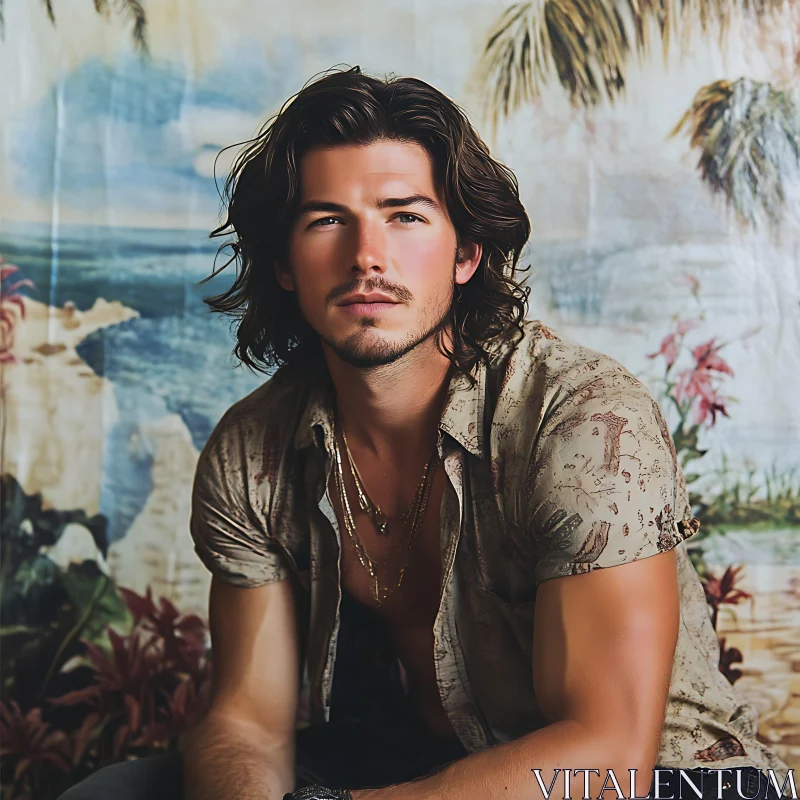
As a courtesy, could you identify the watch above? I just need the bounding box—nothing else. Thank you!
[283,785,354,800]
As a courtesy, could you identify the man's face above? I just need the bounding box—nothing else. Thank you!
[277,139,481,368]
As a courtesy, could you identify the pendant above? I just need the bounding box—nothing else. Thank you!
[374,511,390,536]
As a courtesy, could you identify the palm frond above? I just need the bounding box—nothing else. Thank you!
[477,2,552,127]
[115,0,148,54]
[672,78,800,229]
[549,0,632,106]
[477,0,636,122]
[32,0,146,52]
[478,0,790,119]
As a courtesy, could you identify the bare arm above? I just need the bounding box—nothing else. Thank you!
[352,550,680,800]
[181,574,301,800]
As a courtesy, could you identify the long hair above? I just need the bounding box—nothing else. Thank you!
[202,65,532,382]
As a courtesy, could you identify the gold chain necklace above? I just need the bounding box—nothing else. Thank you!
[340,425,434,537]
[331,416,437,606]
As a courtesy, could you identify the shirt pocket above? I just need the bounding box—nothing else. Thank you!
[464,583,543,741]
[473,583,538,659]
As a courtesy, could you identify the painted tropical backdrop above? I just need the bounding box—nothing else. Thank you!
[0,1,798,798]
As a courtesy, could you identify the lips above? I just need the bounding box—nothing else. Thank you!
[337,293,399,306]
[338,301,399,315]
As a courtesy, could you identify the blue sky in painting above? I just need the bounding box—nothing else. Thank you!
[9,36,306,217]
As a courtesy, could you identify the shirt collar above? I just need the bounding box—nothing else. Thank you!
[293,358,487,459]
[438,359,486,458]
[293,368,335,452]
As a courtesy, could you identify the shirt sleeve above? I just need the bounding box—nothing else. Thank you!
[190,413,292,588]
[526,370,701,587]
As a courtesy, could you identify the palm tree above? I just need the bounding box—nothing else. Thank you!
[671,77,800,228]
[0,0,148,52]
[475,0,798,229]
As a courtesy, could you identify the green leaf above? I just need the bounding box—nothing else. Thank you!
[59,568,133,648]
[12,556,58,596]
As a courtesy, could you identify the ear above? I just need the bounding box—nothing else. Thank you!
[454,240,482,286]
[274,259,295,292]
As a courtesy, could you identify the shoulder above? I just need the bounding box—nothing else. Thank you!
[491,320,656,431]
[190,364,310,587]
[198,362,314,481]
[493,325,699,584]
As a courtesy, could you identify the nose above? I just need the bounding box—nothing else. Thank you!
[350,216,387,276]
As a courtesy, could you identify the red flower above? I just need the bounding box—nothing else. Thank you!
[701,565,752,631]
[702,565,752,608]
[118,586,206,674]
[0,258,34,363]
[49,628,161,759]
[0,700,71,783]
[132,675,206,748]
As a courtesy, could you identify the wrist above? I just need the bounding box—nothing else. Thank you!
[283,786,354,800]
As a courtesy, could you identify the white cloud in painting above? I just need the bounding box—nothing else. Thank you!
[165,108,264,180]
[5,38,306,228]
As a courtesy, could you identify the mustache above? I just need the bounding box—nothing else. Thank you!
[326,277,414,306]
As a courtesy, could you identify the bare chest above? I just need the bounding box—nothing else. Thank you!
[328,464,446,628]
[326,461,463,737]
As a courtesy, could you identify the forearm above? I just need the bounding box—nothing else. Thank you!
[353,719,652,800]
[181,712,295,800]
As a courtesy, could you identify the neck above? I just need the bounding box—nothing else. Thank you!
[322,338,454,465]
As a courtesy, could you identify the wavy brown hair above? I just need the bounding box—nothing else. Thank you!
[202,65,532,381]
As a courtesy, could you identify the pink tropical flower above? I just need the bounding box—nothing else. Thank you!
[691,339,735,376]
[674,339,734,426]
[0,258,35,363]
[693,388,731,426]
[647,318,701,370]
[675,365,709,403]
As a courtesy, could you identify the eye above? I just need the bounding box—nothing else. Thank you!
[310,216,341,228]
[395,213,424,224]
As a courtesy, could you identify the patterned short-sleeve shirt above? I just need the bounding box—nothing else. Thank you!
[190,319,790,785]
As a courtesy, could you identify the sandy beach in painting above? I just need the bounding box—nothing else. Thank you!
[3,296,211,617]
[710,561,800,772]
[4,296,138,512]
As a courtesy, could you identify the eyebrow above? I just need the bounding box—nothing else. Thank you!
[296,194,442,217]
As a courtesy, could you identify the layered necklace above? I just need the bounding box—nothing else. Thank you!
[331,414,438,606]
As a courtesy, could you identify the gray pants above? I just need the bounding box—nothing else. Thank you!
[57,718,471,799]
[58,751,789,800]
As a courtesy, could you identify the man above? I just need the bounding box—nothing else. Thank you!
[60,67,791,800]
